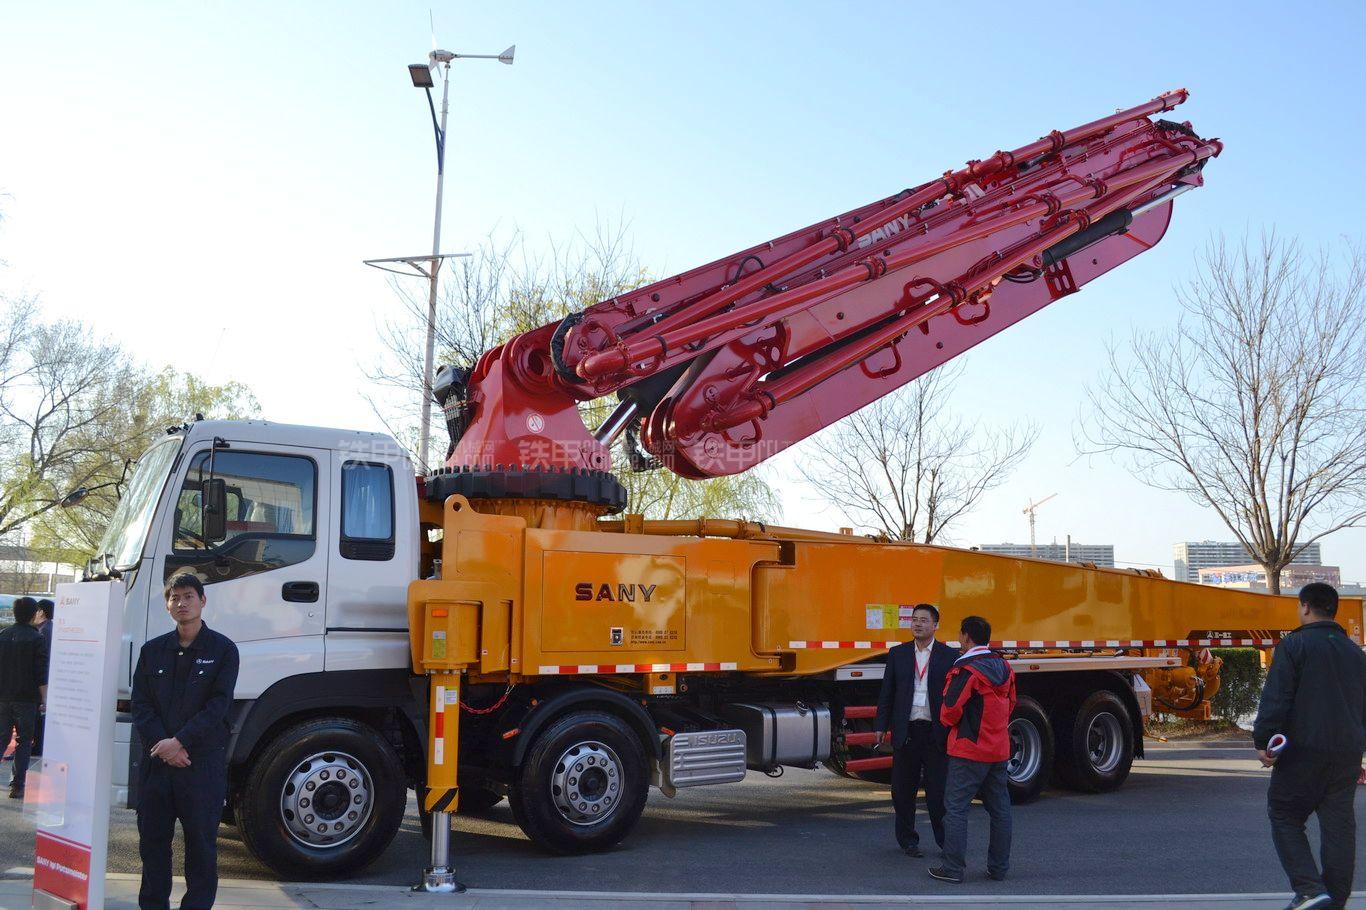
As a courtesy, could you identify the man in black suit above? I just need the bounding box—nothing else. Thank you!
[875,603,956,856]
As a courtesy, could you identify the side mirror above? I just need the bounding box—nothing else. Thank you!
[202,478,227,542]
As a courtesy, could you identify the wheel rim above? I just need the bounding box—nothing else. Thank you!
[1085,712,1124,774]
[550,740,623,826]
[1007,717,1042,785]
[279,750,375,848]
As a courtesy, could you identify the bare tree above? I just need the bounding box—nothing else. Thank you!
[368,222,778,521]
[1081,233,1366,593]
[800,362,1037,542]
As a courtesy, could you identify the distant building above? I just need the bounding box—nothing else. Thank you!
[0,544,79,595]
[977,542,1115,568]
[1198,563,1340,594]
[1173,540,1322,584]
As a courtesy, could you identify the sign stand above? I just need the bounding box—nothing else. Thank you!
[29,582,122,910]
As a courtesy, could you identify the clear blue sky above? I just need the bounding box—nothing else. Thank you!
[2,1,1363,578]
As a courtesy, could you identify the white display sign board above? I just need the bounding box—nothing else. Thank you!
[28,581,122,910]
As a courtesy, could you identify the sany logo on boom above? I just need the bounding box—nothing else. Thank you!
[856,213,916,250]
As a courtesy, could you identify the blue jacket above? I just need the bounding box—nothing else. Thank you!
[131,623,239,763]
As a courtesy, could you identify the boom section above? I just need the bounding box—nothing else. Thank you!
[444,90,1220,479]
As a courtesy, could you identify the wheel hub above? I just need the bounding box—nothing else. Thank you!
[1007,717,1042,784]
[1086,712,1124,774]
[550,740,623,826]
[279,751,374,847]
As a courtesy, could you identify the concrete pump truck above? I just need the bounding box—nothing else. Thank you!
[82,88,1363,882]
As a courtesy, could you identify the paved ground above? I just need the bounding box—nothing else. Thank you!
[2,876,1364,910]
[2,740,1365,906]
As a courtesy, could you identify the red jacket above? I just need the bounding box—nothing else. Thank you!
[940,648,1017,763]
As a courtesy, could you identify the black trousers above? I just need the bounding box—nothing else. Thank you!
[137,755,225,910]
[1267,753,1359,907]
[891,720,947,850]
[0,701,37,790]
[31,705,44,757]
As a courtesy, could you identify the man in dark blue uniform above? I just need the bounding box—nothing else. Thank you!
[131,573,239,910]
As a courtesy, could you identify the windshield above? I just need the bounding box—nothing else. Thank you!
[95,436,182,570]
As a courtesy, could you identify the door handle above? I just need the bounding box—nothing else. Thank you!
[282,581,320,603]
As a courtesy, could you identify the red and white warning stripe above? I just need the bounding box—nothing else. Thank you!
[786,640,907,650]
[536,661,739,676]
[433,685,447,766]
[788,638,1280,650]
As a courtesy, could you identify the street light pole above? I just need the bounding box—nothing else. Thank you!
[405,44,515,474]
[417,53,454,474]
[403,47,515,894]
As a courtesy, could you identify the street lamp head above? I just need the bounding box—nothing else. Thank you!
[408,63,434,88]
[498,44,515,65]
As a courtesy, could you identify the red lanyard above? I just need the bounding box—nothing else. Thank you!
[915,650,929,682]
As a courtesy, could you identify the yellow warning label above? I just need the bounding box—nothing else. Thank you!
[866,603,916,630]
[432,630,447,660]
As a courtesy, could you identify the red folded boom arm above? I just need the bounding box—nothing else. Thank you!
[441,90,1220,480]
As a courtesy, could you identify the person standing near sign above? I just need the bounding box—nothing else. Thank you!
[31,598,53,757]
[131,574,239,910]
[1252,582,1366,910]
[874,603,956,856]
[0,596,49,798]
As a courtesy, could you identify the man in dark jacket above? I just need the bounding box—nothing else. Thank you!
[131,573,239,910]
[930,615,1016,885]
[1252,582,1366,910]
[0,597,49,798]
[31,598,53,757]
[874,603,956,856]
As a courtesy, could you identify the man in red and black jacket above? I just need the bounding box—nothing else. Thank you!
[929,615,1016,885]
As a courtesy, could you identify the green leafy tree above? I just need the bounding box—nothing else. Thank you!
[30,370,259,564]
[0,299,259,565]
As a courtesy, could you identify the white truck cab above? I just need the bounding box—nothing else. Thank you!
[99,420,424,874]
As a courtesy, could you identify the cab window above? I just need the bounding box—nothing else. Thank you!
[340,461,395,561]
[166,449,316,585]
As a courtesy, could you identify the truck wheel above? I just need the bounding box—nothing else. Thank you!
[236,717,405,877]
[1006,697,1053,804]
[509,710,649,854]
[1053,690,1134,793]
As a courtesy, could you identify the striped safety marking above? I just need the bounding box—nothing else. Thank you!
[433,685,447,765]
[535,661,739,676]
[788,638,1281,649]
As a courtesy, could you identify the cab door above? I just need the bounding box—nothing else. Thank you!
[147,442,330,697]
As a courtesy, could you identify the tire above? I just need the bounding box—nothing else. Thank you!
[1052,690,1134,793]
[1005,696,1053,804]
[509,710,649,854]
[235,717,405,877]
